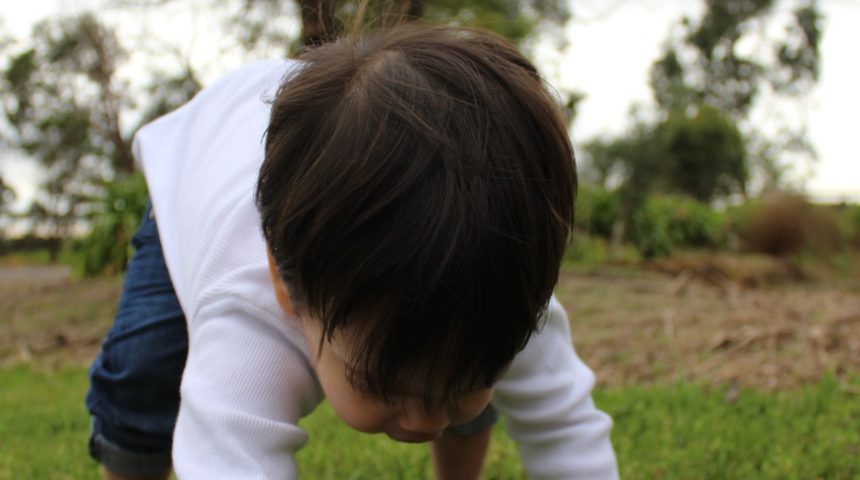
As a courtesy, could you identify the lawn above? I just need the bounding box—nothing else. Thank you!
[2,261,860,478]
[2,365,858,479]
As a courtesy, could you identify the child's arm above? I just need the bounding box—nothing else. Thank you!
[172,299,321,479]
[492,297,619,480]
[431,428,491,480]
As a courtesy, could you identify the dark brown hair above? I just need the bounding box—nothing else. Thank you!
[257,24,576,408]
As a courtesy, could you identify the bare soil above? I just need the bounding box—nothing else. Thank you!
[559,264,860,390]
[0,266,121,368]
[2,260,859,390]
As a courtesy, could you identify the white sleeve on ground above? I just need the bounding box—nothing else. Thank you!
[492,297,619,480]
[172,298,322,479]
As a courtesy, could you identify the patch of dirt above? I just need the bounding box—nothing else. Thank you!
[559,266,860,390]
[3,261,859,391]
[0,265,72,288]
[0,267,122,368]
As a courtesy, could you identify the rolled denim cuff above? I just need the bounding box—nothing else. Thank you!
[89,418,171,478]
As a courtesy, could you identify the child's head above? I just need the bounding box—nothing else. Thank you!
[257,24,575,434]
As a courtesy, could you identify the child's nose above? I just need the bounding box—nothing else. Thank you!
[396,406,451,435]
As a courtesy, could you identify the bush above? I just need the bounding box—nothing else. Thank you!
[839,203,860,249]
[630,194,726,258]
[75,173,148,276]
[737,193,843,258]
[565,233,640,265]
[565,234,613,265]
[575,185,622,239]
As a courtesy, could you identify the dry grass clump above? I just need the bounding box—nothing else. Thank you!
[739,192,844,257]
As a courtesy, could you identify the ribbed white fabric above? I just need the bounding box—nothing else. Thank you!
[135,59,618,479]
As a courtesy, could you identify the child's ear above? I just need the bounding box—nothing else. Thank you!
[267,248,296,316]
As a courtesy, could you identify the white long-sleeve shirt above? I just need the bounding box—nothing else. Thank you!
[136,59,618,479]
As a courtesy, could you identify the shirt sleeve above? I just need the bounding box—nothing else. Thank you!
[172,298,322,479]
[492,297,619,480]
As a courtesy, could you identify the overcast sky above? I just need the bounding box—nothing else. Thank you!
[1,0,858,208]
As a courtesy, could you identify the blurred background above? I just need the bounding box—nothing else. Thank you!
[1,0,858,273]
[1,1,858,479]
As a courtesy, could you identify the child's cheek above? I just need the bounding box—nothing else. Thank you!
[326,388,393,434]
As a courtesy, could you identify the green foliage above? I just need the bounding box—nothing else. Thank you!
[423,0,569,43]
[581,116,666,208]
[661,105,747,202]
[630,198,673,259]
[569,186,643,263]
[631,194,726,258]
[0,176,15,235]
[564,233,641,265]
[75,173,147,277]
[838,203,860,249]
[575,185,621,238]
[565,234,610,265]
[582,104,748,207]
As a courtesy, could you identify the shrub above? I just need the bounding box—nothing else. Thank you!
[74,173,148,276]
[839,203,860,249]
[564,234,643,265]
[738,192,843,257]
[564,233,611,264]
[575,185,621,239]
[630,194,726,258]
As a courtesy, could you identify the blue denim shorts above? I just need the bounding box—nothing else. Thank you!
[86,201,187,477]
[85,201,497,476]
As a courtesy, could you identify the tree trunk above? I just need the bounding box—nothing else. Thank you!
[297,0,424,46]
[299,0,339,46]
[404,0,423,19]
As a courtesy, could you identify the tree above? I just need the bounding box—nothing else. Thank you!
[1,14,135,257]
[232,0,581,129]
[660,105,747,202]
[583,0,821,205]
[138,60,202,126]
[584,105,748,206]
[0,175,16,235]
[194,0,572,56]
[649,0,821,189]
[1,12,201,263]
[581,113,665,224]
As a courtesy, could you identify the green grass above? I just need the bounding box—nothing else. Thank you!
[296,401,525,479]
[3,366,858,479]
[0,365,97,480]
[601,378,860,479]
